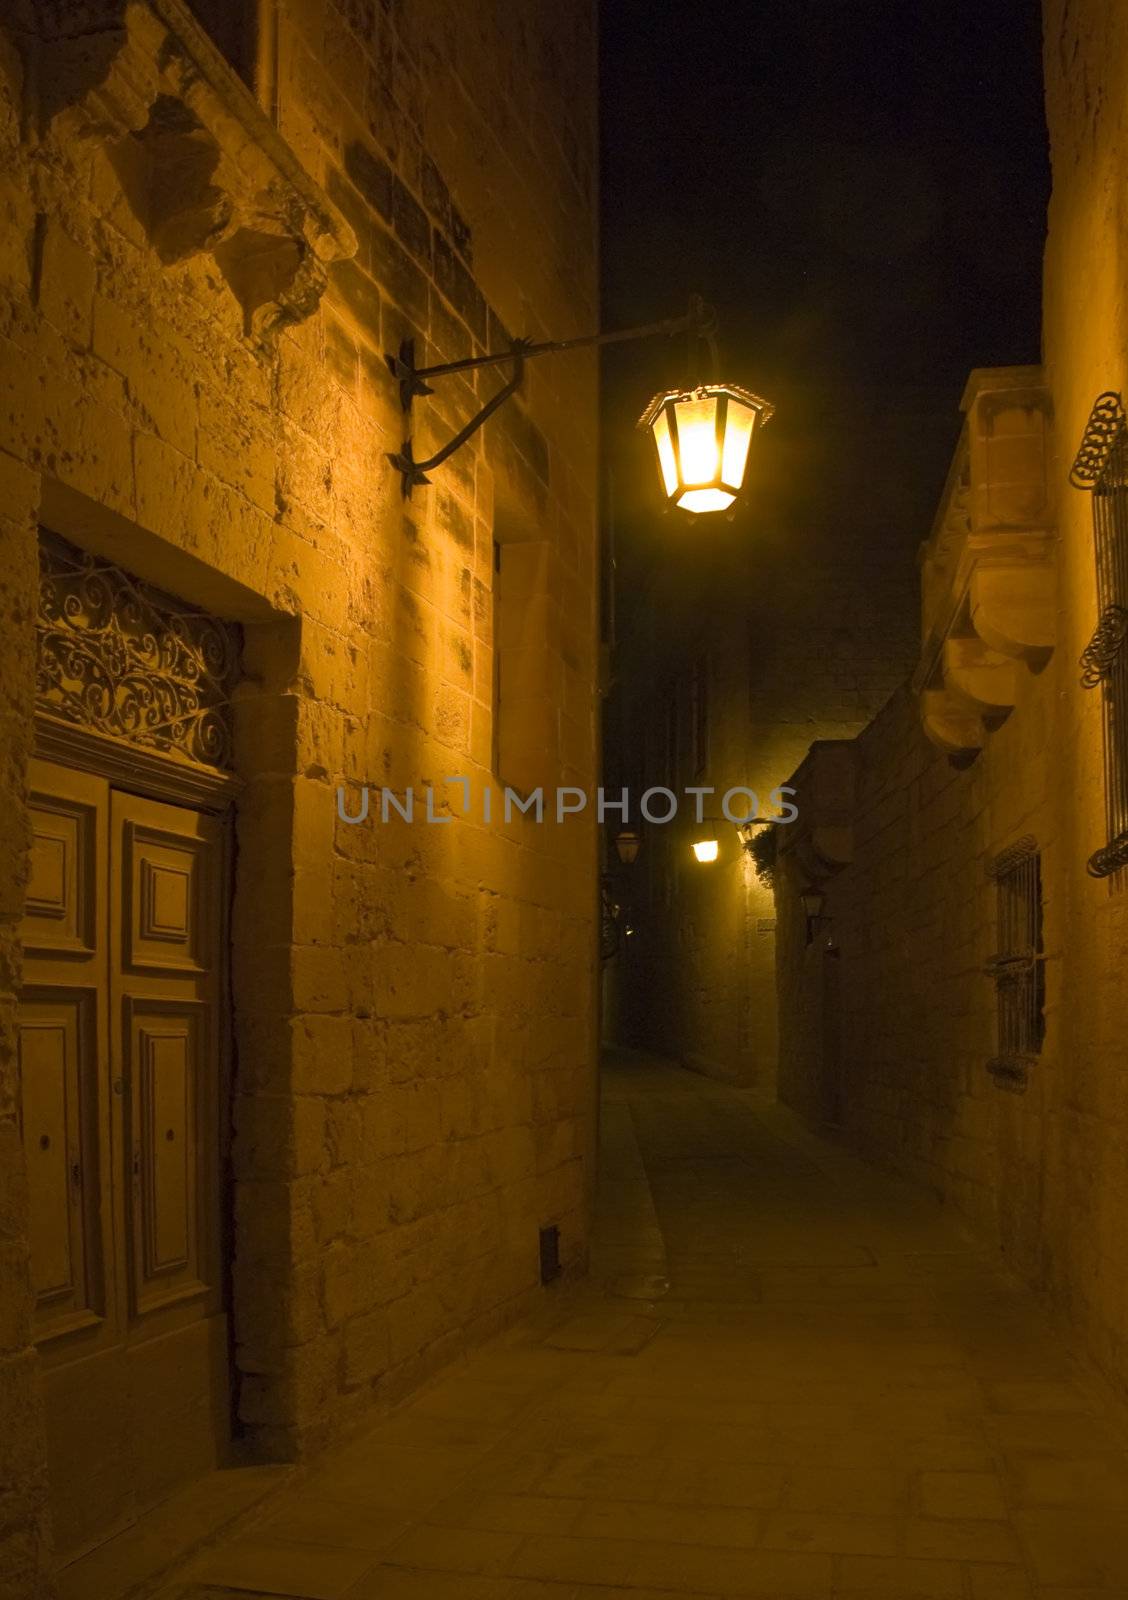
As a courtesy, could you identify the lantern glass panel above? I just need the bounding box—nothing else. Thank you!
[652,406,679,498]
[674,393,721,486]
[721,398,755,489]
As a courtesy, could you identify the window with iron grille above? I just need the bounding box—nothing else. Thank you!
[986,838,1044,1090]
[1071,391,1128,878]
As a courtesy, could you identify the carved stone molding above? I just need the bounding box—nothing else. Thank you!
[32,0,356,345]
[915,366,1054,757]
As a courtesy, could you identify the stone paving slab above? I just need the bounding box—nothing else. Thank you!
[141,1052,1128,1599]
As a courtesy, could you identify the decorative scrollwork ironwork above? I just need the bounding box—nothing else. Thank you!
[983,952,1039,979]
[986,1056,1030,1092]
[1079,603,1128,688]
[1069,391,1126,490]
[1087,827,1128,878]
[36,532,239,770]
[987,834,1038,879]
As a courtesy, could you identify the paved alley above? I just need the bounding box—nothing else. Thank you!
[151,1052,1128,1598]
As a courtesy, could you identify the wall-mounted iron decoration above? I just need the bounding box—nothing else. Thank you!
[386,295,772,513]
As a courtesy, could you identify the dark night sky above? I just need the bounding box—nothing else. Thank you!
[599,0,1050,593]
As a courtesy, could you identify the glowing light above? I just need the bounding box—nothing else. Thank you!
[639,383,773,515]
[692,839,719,863]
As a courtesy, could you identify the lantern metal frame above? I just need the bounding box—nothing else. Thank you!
[637,382,774,515]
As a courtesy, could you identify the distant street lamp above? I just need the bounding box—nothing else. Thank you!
[800,886,829,945]
[639,383,773,515]
[613,826,642,865]
[692,838,720,863]
[385,295,772,509]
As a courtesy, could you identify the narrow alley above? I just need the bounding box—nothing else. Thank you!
[81,1051,1128,1600]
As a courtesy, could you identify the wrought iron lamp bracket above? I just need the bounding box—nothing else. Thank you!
[387,338,528,496]
[384,299,716,499]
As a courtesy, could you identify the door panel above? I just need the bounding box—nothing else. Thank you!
[19,763,112,1354]
[112,791,224,1343]
[18,759,231,1564]
[23,787,99,958]
[128,1000,208,1313]
[19,992,102,1337]
[41,1346,133,1559]
[123,820,212,974]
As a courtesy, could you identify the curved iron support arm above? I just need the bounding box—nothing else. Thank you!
[387,344,526,497]
[385,296,716,497]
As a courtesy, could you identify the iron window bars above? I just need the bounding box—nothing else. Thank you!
[985,837,1044,1091]
[1072,391,1128,877]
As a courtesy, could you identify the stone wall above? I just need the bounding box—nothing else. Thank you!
[774,0,1128,1406]
[610,522,919,1086]
[777,685,1051,1267]
[0,0,597,1584]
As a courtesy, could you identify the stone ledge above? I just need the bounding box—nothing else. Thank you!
[30,0,356,347]
[914,366,1055,756]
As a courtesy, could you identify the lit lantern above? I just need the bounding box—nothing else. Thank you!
[639,383,773,514]
[692,838,719,863]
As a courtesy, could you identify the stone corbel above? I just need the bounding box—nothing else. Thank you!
[921,687,987,758]
[33,0,356,345]
[777,740,856,883]
[967,547,1056,660]
[941,635,1021,713]
[915,367,1054,757]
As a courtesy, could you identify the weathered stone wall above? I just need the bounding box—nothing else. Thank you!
[777,685,1050,1266]
[775,0,1128,1404]
[611,530,918,1086]
[0,0,597,1583]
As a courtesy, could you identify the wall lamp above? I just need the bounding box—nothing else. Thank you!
[613,827,642,865]
[693,813,777,865]
[386,295,772,505]
[800,886,830,945]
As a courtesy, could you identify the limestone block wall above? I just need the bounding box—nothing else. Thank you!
[0,0,597,1582]
[774,0,1128,1403]
[776,683,1055,1268]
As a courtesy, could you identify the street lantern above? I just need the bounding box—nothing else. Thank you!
[613,827,642,865]
[383,295,772,508]
[799,887,826,920]
[639,383,774,515]
[692,838,720,863]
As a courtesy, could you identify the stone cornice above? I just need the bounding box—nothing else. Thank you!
[30,0,356,346]
[914,366,1054,757]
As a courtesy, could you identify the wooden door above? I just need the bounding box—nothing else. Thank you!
[18,758,231,1564]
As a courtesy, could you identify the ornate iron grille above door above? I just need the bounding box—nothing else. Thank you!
[36,531,240,775]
